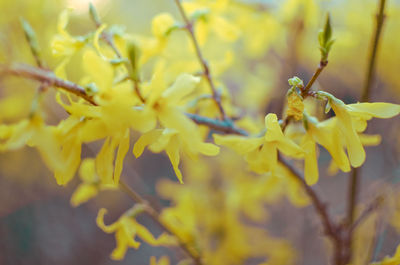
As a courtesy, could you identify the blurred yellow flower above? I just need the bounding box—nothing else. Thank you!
[96,208,177,260]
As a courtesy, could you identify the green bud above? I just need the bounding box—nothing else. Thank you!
[190,9,209,22]
[20,18,43,67]
[84,83,99,96]
[165,23,185,36]
[89,2,101,26]
[318,13,335,62]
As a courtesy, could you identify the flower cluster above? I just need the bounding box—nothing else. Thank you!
[1,0,400,264]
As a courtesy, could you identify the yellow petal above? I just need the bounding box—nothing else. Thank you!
[96,208,119,233]
[264,113,283,142]
[135,221,176,246]
[213,134,263,155]
[82,49,113,92]
[79,158,97,183]
[311,118,350,172]
[162,73,200,104]
[151,13,175,38]
[331,103,365,167]
[111,227,140,260]
[133,129,163,158]
[347,102,400,119]
[166,136,183,183]
[70,184,98,207]
[96,137,118,185]
[54,136,81,186]
[359,134,381,146]
[113,130,130,184]
[302,135,318,185]
[196,142,220,156]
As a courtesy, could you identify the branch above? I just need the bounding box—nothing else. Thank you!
[301,60,328,98]
[350,196,384,233]
[119,180,202,265]
[278,154,339,242]
[173,0,227,121]
[0,63,97,105]
[186,113,248,136]
[361,0,387,102]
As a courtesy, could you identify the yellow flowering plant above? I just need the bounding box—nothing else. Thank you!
[1,0,400,265]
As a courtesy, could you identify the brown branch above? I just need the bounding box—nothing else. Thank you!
[278,154,339,242]
[174,0,227,121]
[301,60,328,98]
[119,180,202,265]
[361,0,387,102]
[1,63,97,105]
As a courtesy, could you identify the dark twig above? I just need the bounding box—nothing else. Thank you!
[300,60,328,98]
[1,63,96,105]
[186,113,248,136]
[278,154,339,242]
[350,196,384,233]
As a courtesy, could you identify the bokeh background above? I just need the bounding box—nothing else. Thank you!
[0,0,399,264]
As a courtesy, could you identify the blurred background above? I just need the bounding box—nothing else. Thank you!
[0,0,399,264]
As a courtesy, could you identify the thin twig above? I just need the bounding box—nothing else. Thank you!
[301,60,328,98]
[174,0,227,121]
[278,154,339,242]
[1,63,96,105]
[350,196,383,233]
[361,0,387,102]
[346,1,387,263]
[186,113,248,136]
[119,180,202,265]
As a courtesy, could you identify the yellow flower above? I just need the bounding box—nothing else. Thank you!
[302,114,350,185]
[51,9,86,57]
[133,13,176,65]
[132,63,219,182]
[320,91,400,167]
[0,114,81,186]
[183,1,240,46]
[214,113,303,174]
[96,208,176,260]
